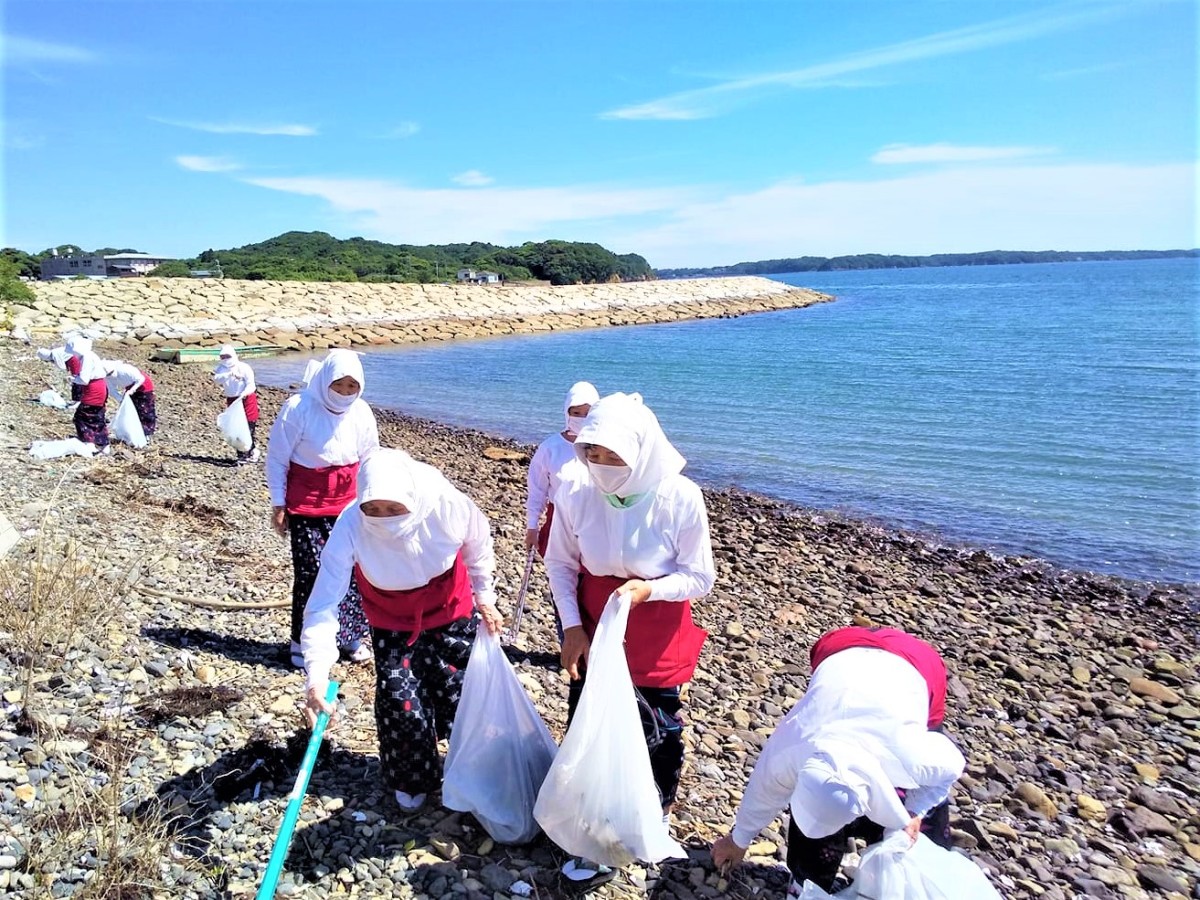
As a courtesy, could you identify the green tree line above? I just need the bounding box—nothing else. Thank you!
[657,248,1200,278]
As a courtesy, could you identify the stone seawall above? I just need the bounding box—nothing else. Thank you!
[11,276,831,350]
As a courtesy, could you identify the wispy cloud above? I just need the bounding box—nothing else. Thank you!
[451,169,494,187]
[871,143,1056,165]
[601,5,1127,120]
[176,155,243,173]
[384,121,421,139]
[151,117,317,136]
[2,34,98,65]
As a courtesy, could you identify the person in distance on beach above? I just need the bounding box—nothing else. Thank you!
[300,447,504,813]
[545,391,715,884]
[526,381,598,556]
[710,625,965,897]
[266,350,380,670]
[103,358,158,440]
[36,337,83,403]
[65,335,110,454]
[212,346,261,464]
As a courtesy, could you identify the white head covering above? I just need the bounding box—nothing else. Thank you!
[563,381,599,430]
[304,349,365,415]
[214,345,238,374]
[65,335,92,357]
[353,449,446,580]
[574,392,685,497]
[65,335,105,383]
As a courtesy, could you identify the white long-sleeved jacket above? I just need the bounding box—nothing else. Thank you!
[265,394,380,508]
[525,432,586,529]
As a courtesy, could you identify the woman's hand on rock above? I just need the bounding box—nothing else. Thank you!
[560,626,590,680]
[303,685,338,731]
[271,506,288,536]
[478,603,505,635]
[710,834,747,874]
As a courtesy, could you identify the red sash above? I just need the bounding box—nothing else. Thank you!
[225,392,259,424]
[535,502,555,557]
[66,356,81,376]
[80,379,107,406]
[285,461,360,517]
[136,370,155,394]
[811,627,947,728]
[578,569,707,688]
[355,553,474,644]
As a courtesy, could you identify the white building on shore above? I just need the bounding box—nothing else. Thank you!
[40,251,175,280]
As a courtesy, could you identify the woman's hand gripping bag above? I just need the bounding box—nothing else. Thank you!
[216,399,252,451]
[533,592,686,867]
[112,393,148,448]
[442,628,557,844]
[798,831,1004,900]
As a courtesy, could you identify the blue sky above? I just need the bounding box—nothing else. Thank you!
[3,0,1196,268]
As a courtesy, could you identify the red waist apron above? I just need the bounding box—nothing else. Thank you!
[136,370,155,394]
[66,356,81,376]
[811,626,947,728]
[80,379,107,406]
[535,502,555,558]
[578,569,707,688]
[225,392,259,424]
[285,461,360,517]
[355,552,474,645]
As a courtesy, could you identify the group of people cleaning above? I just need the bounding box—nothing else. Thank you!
[34,338,971,894]
[255,349,969,897]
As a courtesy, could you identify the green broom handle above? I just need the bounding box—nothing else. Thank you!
[256,680,340,900]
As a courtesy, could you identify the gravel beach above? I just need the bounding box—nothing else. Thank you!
[0,339,1196,900]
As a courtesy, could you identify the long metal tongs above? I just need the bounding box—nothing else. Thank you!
[503,548,537,644]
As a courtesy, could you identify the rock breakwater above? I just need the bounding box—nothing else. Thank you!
[10,277,831,350]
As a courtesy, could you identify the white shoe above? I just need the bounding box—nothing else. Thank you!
[249,448,261,462]
[394,790,427,812]
[562,858,615,884]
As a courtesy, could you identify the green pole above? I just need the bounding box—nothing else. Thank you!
[255,680,339,900]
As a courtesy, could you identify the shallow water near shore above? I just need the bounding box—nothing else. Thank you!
[255,258,1199,584]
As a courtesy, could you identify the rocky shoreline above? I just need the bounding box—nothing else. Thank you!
[0,340,1197,900]
[10,277,831,351]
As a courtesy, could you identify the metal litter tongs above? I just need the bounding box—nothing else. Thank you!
[503,547,537,644]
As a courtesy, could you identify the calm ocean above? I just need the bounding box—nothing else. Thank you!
[253,258,1200,585]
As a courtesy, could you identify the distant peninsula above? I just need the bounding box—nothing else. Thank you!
[655,248,1200,278]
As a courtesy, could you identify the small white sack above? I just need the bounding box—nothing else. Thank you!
[216,399,252,451]
[111,393,148,449]
[442,628,557,843]
[798,832,1004,900]
[533,592,686,866]
[29,438,96,460]
[38,390,68,409]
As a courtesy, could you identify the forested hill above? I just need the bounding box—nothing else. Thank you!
[656,248,1199,278]
[177,232,652,285]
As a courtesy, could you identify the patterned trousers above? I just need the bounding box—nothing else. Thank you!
[73,403,109,448]
[288,514,368,646]
[567,679,686,808]
[372,616,477,794]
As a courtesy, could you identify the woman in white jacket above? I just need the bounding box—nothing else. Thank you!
[710,626,966,895]
[301,448,504,812]
[524,380,598,556]
[266,350,379,667]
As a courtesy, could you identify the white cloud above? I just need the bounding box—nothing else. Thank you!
[2,35,97,65]
[151,117,317,136]
[175,155,242,173]
[385,122,421,139]
[452,169,495,187]
[871,143,1056,164]
[235,162,1197,268]
[601,5,1127,120]
[618,163,1198,267]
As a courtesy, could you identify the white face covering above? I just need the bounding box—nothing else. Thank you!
[304,349,366,415]
[566,415,589,436]
[360,513,416,540]
[588,462,632,495]
[325,387,359,414]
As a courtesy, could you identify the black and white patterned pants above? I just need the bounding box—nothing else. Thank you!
[372,615,477,795]
[288,513,368,647]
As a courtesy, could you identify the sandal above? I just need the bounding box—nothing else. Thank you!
[562,858,616,887]
[340,642,372,664]
[289,641,306,671]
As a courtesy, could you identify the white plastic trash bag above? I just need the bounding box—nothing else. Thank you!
[111,393,148,449]
[29,439,96,460]
[216,399,252,451]
[38,390,68,409]
[797,832,1004,900]
[442,628,557,843]
[533,592,686,866]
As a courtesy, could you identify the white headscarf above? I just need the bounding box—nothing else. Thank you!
[65,335,105,383]
[214,344,238,374]
[304,349,365,415]
[574,392,685,497]
[563,381,599,431]
[354,448,445,576]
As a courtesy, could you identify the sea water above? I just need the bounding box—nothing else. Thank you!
[253,258,1199,584]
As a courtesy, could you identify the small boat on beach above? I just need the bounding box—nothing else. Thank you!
[151,345,284,364]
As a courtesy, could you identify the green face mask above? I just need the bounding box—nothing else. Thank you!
[604,492,647,509]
